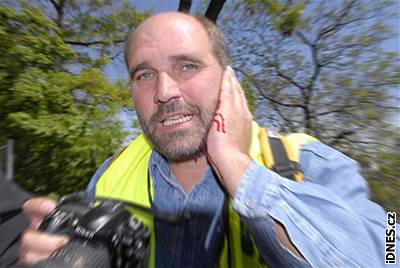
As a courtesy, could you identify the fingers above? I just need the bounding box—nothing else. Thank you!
[207,66,253,193]
[229,67,252,118]
[219,66,233,102]
[213,66,246,133]
[219,66,249,109]
[20,197,64,265]
[23,197,57,228]
[230,68,243,107]
[19,229,69,264]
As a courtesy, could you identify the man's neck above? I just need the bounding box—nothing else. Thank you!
[168,155,209,193]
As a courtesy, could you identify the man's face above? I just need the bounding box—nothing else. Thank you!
[127,15,223,161]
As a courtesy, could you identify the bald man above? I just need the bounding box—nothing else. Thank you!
[19,12,395,268]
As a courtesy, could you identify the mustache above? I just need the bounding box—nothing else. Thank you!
[150,100,201,123]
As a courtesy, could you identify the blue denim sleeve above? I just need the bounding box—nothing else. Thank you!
[86,157,112,200]
[233,141,398,267]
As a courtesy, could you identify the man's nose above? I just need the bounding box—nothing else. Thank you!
[154,72,181,103]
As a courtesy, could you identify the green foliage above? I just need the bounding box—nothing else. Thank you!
[241,73,257,113]
[362,139,400,214]
[221,0,400,212]
[245,0,306,35]
[0,6,75,81]
[0,4,136,195]
[47,0,149,68]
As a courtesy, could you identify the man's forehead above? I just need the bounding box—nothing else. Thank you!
[130,32,206,65]
[127,13,213,68]
[134,12,202,39]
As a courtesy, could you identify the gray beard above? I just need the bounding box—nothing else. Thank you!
[137,99,216,161]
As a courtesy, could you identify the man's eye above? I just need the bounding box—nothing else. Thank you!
[135,71,154,81]
[180,63,197,72]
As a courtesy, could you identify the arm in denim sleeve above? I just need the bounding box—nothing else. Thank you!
[86,157,112,200]
[233,141,397,267]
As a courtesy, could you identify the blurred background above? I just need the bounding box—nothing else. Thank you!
[0,0,399,214]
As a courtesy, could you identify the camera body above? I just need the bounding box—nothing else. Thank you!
[39,193,150,268]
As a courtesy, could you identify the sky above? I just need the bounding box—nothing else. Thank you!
[104,0,400,82]
[134,0,185,12]
[106,0,400,135]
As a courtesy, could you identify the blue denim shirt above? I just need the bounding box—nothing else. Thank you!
[87,141,398,267]
[149,152,225,267]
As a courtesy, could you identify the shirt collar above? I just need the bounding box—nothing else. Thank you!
[149,149,226,248]
[149,150,216,191]
[149,150,182,189]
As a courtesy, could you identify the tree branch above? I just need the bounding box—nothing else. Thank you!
[294,32,321,96]
[65,38,126,46]
[315,1,380,44]
[271,102,298,132]
[342,136,396,149]
[178,0,192,13]
[315,0,356,42]
[296,31,313,47]
[49,0,66,30]
[328,129,355,146]
[252,79,306,108]
[269,52,306,97]
[205,0,227,23]
[314,109,345,117]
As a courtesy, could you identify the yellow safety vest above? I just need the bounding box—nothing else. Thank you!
[95,122,316,267]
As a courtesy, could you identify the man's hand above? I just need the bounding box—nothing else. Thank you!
[206,66,253,196]
[19,197,69,265]
[206,68,305,260]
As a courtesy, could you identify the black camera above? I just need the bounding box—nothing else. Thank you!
[35,193,151,268]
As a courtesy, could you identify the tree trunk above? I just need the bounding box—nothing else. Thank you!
[178,0,226,23]
[205,0,227,23]
[178,0,192,13]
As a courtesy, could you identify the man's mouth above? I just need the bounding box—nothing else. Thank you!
[161,114,193,126]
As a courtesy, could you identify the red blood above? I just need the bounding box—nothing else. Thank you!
[215,113,226,133]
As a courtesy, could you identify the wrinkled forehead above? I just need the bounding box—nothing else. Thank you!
[127,14,212,65]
